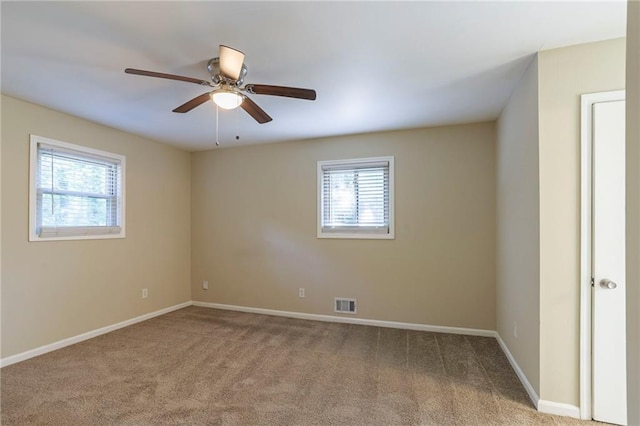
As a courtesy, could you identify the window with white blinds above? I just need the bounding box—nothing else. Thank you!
[317,156,394,239]
[29,135,125,241]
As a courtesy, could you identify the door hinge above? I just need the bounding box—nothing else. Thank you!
[591,277,595,287]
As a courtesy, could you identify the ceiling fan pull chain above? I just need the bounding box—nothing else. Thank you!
[215,104,220,146]
[235,107,240,141]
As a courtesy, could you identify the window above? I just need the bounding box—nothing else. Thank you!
[29,135,125,241]
[317,156,394,239]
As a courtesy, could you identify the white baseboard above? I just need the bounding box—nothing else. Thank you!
[495,334,581,420]
[495,333,540,409]
[0,301,192,368]
[537,400,581,419]
[192,301,496,337]
[0,300,494,368]
[0,299,582,422]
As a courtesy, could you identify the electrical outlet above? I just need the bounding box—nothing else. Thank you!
[202,280,209,290]
[298,288,305,298]
[513,321,518,338]
[142,288,148,299]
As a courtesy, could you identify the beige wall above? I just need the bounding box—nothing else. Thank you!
[0,93,3,359]
[496,55,540,395]
[192,123,496,329]
[537,38,626,406]
[1,95,192,358]
[626,1,640,424]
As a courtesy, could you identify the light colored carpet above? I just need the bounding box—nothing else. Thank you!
[1,306,595,425]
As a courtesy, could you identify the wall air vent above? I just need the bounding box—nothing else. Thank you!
[334,297,357,314]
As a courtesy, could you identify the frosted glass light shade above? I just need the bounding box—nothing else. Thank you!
[211,90,243,110]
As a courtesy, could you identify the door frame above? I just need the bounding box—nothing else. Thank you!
[579,89,626,420]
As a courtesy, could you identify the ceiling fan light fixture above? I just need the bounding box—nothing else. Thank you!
[211,89,243,110]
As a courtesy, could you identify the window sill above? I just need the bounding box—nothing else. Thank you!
[317,232,395,240]
[29,226,125,242]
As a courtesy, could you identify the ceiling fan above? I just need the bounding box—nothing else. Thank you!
[125,45,316,124]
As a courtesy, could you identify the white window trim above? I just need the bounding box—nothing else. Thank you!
[29,134,126,242]
[317,156,394,240]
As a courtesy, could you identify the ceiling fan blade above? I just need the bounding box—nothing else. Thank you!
[240,96,272,124]
[219,45,245,80]
[172,93,212,113]
[245,84,316,101]
[125,68,213,86]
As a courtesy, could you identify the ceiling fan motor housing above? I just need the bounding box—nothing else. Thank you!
[207,58,247,86]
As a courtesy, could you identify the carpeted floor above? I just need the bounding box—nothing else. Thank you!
[1,306,596,425]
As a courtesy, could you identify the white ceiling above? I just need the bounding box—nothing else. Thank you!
[1,1,627,151]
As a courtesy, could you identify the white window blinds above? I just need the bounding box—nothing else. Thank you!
[318,157,394,238]
[30,135,125,240]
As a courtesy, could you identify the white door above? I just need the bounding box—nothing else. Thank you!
[592,99,627,425]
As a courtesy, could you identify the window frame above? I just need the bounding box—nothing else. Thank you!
[317,156,394,240]
[29,134,126,242]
